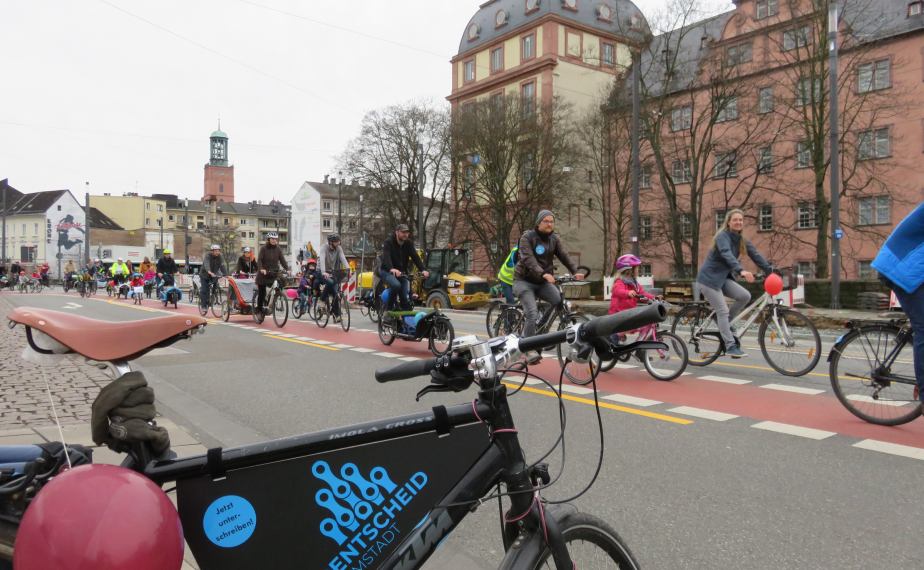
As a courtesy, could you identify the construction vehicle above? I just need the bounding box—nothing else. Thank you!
[358,247,490,310]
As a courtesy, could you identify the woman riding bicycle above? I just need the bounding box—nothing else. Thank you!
[695,208,772,358]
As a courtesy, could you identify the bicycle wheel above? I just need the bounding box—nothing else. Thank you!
[210,288,224,319]
[671,304,721,366]
[292,296,304,319]
[252,291,264,324]
[492,306,524,337]
[369,297,381,324]
[532,510,640,570]
[428,317,454,356]
[485,301,504,336]
[315,297,330,328]
[758,307,821,376]
[272,290,288,327]
[221,293,233,322]
[339,296,351,332]
[642,331,688,381]
[829,325,922,426]
[378,312,397,345]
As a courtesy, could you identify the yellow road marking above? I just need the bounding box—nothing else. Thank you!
[504,383,693,425]
[263,335,339,351]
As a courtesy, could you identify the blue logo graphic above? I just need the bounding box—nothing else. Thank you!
[203,495,257,548]
[313,460,428,569]
[535,244,546,255]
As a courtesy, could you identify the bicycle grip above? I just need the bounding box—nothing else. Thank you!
[579,303,667,341]
[375,358,437,383]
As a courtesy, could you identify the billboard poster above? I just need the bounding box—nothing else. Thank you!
[289,182,321,270]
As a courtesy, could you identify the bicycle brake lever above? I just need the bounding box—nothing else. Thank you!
[415,384,454,401]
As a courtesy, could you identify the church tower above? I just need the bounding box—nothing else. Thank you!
[203,124,234,203]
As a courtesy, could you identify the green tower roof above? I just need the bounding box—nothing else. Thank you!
[210,129,228,139]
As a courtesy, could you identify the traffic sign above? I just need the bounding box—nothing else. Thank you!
[834,228,844,240]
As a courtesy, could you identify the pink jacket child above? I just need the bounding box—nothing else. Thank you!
[608,277,656,314]
[143,269,156,282]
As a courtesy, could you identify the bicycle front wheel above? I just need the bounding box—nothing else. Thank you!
[340,297,351,332]
[671,304,721,366]
[758,307,821,376]
[492,306,524,337]
[557,314,597,384]
[210,290,224,319]
[428,317,454,356]
[829,325,922,426]
[485,301,504,336]
[315,298,330,328]
[272,290,288,327]
[532,510,640,569]
[643,331,688,381]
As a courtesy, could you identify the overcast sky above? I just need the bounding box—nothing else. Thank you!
[2,0,732,205]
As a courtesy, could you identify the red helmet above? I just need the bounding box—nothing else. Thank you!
[305,258,317,265]
[14,464,184,570]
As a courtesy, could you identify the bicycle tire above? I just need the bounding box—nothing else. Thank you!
[315,297,330,328]
[378,312,397,345]
[292,296,304,319]
[252,291,265,324]
[340,296,351,332]
[210,289,224,319]
[221,293,232,322]
[671,304,722,366]
[485,301,504,336]
[531,510,640,570]
[369,297,381,324]
[829,325,922,426]
[642,331,688,381]
[492,305,524,337]
[428,317,454,356]
[272,290,288,327]
[758,307,821,376]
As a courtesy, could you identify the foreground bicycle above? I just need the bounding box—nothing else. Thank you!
[671,270,821,376]
[1,302,664,569]
[252,272,289,327]
[828,318,922,426]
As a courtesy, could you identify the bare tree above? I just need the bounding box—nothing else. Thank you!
[451,94,580,274]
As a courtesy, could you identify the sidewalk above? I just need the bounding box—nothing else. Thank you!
[0,298,205,569]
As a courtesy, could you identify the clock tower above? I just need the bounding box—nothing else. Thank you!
[203,125,234,203]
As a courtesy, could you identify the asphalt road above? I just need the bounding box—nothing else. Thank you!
[5,291,923,569]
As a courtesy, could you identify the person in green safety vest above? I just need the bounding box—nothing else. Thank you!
[496,246,518,304]
[109,258,130,284]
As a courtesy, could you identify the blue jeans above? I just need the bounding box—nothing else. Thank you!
[501,282,515,304]
[380,270,411,310]
[890,281,924,402]
[319,274,343,316]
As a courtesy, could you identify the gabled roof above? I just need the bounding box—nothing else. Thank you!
[84,207,123,230]
[0,190,68,216]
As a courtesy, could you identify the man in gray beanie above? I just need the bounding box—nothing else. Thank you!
[513,209,584,363]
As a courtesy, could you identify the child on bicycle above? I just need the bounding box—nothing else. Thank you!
[298,258,318,309]
[608,254,657,343]
[130,272,145,303]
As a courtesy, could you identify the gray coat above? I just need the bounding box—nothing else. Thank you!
[696,230,772,290]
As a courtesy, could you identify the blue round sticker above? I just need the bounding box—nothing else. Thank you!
[203,495,257,548]
[535,244,546,255]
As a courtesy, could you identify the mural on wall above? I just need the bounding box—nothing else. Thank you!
[48,193,86,277]
[289,182,321,270]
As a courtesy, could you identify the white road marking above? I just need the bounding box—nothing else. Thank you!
[602,393,661,407]
[845,394,910,407]
[853,440,924,461]
[62,302,82,310]
[374,352,403,358]
[610,363,637,369]
[145,347,189,356]
[760,384,825,396]
[699,375,751,385]
[350,347,377,353]
[504,376,544,386]
[332,344,354,349]
[295,336,316,342]
[277,333,299,338]
[751,421,835,440]
[668,406,737,422]
[558,384,595,395]
[398,356,420,362]
[310,339,334,345]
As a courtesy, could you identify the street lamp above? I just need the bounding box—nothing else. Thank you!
[183,198,190,268]
[630,48,641,258]
[828,2,842,309]
[337,170,344,235]
[84,181,90,264]
[158,217,164,253]
[358,193,366,281]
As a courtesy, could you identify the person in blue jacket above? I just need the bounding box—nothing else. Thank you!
[872,202,924,403]
[696,208,773,358]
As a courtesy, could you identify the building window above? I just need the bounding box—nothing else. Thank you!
[521,33,535,61]
[640,216,652,240]
[322,200,331,212]
[168,214,175,222]
[673,263,694,278]
[858,59,891,92]
[758,87,774,114]
[57,205,61,211]
[463,165,476,199]
[146,203,150,210]
[783,26,811,51]
[670,105,692,131]
[797,202,817,229]
[759,205,773,231]
[490,91,504,111]
[33,223,38,235]
[640,165,652,188]
[157,204,163,212]
[757,146,773,174]
[797,261,816,277]
[672,159,692,184]
[464,60,475,82]
[796,141,812,168]
[145,218,150,226]
[223,218,229,226]
[909,1,923,17]
[322,218,331,229]
[756,0,779,19]
[520,152,536,192]
[715,209,727,231]
[726,43,752,66]
[858,127,891,160]
[796,77,821,106]
[521,81,536,117]
[713,152,737,178]
[715,96,738,122]
[858,260,877,279]
[249,231,255,238]
[639,264,652,277]
[858,196,890,225]
[680,213,693,239]
[490,46,504,73]
[602,42,615,66]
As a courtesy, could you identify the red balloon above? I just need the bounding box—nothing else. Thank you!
[764,273,783,296]
[14,464,184,570]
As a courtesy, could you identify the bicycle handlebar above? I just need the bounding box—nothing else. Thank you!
[375,358,438,383]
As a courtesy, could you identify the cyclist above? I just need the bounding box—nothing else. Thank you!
[379,224,429,311]
[38,262,51,287]
[872,201,924,403]
[318,234,350,321]
[608,254,658,343]
[256,231,289,316]
[63,259,77,290]
[496,246,518,304]
[514,209,584,363]
[109,257,130,284]
[156,249,178,279]
[695,208,772,358]
[297,258,319,310]
[235,247,258,276]
[199,245,226,311]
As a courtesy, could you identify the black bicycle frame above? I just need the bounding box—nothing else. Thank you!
[140,379,568,570]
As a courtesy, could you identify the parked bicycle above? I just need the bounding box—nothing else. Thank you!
[671,270,821,376]
[1,302,665,569]
[827,318,922,425]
